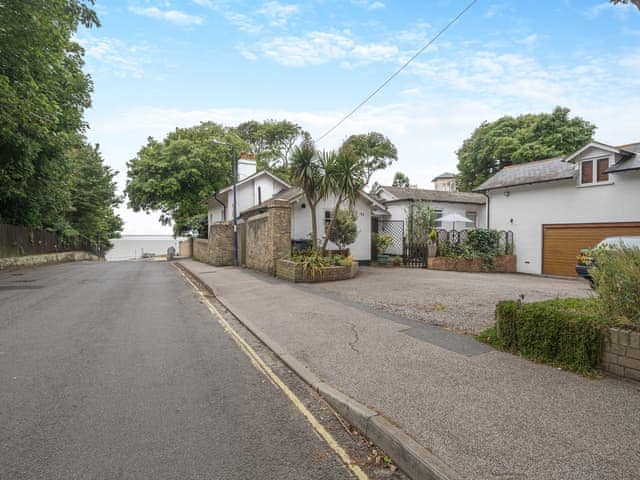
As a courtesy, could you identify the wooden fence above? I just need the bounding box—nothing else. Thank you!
[0,224,94,258]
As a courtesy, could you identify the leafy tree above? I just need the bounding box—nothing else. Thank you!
[321,146,366,252]
[406,201,436,244]
[610,0,640,10]
[290,139,324,250]
[67,142,123,251]
[232,120,307,180]
[342,132,398,185]
[125,122,247,235]
[369,181,383,196]
[456,107,596,191]
[392,172,410,188]
[328,209,358,251]
[0,0,99,229]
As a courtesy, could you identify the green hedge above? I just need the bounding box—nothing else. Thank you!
[478,298,607,374]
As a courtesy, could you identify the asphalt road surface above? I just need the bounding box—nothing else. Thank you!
[0,261,357,480]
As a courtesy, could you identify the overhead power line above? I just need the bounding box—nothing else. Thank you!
[316,0,479,143]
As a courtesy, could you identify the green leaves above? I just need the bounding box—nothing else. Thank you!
[456,107,596,191]
[125,122,247,236]
[342,132,398,184]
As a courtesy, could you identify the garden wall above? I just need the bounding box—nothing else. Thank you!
[602,328,640,383]
[192,222,234,266]
[193,238,208,263]
[428,255,516,273]
[244,201,291,275]
[276,259,359,283]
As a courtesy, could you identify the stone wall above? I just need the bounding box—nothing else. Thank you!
[0,251,100,270]
[427,255,517,273]
[276,259,359,283]
[192,223,234,266]
[602,328,640,383]
[178,238,193,257]
[245,201,291,275]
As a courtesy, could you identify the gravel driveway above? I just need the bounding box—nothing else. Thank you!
[311,266,592,334]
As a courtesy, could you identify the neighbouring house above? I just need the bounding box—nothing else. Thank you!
[474,140,640,276]
[206,153,290,224]
[432,172,458,192]
[376,186,487,231]
[206,156,388,263]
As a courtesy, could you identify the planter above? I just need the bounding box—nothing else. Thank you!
[377,254,389,266]
[427,241,437,258]
[602,327,640,383]
[428,255,517,273]
[276,259,359,283]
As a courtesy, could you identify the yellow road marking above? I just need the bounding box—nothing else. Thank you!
[176,267,369,480]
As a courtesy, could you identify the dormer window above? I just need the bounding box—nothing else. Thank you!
[580,157,611,186]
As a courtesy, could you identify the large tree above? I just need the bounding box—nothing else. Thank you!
[610,0,640,10]
[0,0,99,229]
[456,107,596,191]
[392,172,410,188]
[290,139,323,250]
[341,132,398,185]
[125,122,247,236]
[67,142,123,251]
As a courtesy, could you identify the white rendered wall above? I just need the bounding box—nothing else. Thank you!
[291,194,372,261]
[488,170,640,274]
[385,201,485,231]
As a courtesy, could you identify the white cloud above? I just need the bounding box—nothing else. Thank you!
[258,1,299,27]
[519,34,539,46]
[224,11,262,33]
[78,35,151,78]
[129,6,204,26]
[369,1,385,10]
[259,31,398,66]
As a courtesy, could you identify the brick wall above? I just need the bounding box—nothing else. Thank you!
[245,201,291,275]
[602,328,640,383]
[192,223,234,266]
[276,259,359,283]
[428,255,517,273]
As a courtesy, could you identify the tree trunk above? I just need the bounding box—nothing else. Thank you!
[321,195,343,253]
[309,199,318,251]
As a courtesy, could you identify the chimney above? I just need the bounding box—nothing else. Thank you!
[237,151,256,180]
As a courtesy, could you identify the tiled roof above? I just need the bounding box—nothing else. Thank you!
[473,156,574,191]
[380,186,486,205]
[606,142,640,173]
[432,172,457,181]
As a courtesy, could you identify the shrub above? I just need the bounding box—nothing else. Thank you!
[372,233,393,254]
[466,228,500,258]
[328,209,358,250]
[391,255,402,266]
[591,245,640,328]
[479,297,607,374]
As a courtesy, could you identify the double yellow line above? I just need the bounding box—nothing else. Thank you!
[177,267,368,480]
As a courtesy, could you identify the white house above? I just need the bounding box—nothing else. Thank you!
[206,156,388,262]
[474,140,640,276]
[206,154,290,224]
[432,172,458,192]
[376,186,487,231]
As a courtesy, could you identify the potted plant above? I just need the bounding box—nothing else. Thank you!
[372,233,393,266]
[427,228,438,258]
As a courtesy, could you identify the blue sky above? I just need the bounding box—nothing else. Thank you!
[80,0,640,234]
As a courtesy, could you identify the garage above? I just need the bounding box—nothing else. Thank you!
[542,222,640,276]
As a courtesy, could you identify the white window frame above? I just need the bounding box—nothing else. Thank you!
[578,155,613,187]
[465,211,477,228]
[434,209,443,228]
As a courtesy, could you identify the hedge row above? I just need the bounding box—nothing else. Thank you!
[478,298,607,374]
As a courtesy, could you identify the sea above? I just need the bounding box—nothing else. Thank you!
[106,235,184,261]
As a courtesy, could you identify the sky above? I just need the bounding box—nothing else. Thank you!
[79,0,640,235]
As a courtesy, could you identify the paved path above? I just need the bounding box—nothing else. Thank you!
[0,261,355,479]
[180,260,640,480]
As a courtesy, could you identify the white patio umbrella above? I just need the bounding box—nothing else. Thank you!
[439,213,473,230]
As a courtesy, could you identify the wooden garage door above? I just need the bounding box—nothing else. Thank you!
[542,222,640,276]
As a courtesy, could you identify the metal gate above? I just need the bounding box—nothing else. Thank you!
[403,242,428,268]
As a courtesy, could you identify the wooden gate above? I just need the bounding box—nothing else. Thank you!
[403,242,428,268]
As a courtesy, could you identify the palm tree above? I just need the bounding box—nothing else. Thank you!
[321,145,366,252]
[290,139,323,250]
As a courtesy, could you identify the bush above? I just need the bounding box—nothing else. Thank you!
[372,232,393,254]
[591,246,640,328]
[479,297,607,374]
[391,255,402,266]
[328,209,358,250]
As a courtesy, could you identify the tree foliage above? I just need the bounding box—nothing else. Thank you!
[125,122,247,236]
[67,142,124,250]
[232,119,307,180]
[328,210,358,251]
[406,201,436,244]
[342,132,398,185]
[290,139,324,250]
[456,107,596,191]
[610,0,640,10]
[0,0,99,229]
[392,172,410,188]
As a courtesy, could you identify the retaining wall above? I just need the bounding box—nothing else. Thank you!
[428,255,517,273]
[602,328,640,383]
[276,259,359,283]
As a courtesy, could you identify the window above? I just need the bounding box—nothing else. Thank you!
[434,210,443,228]
[580,158,610,185]
[465,211,477,228]
[324,210,332,231]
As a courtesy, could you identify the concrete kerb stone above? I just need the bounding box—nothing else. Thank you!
[175,261,461,480]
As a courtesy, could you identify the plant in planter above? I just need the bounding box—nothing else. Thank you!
[372,232,393,265]
[328,209,358,255]
[391,255,402,266]
[427,228,438,257]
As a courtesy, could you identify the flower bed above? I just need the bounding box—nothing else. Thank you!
[428,255,516,273]
[276,259,359,283]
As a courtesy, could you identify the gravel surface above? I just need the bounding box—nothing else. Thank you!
[308,266,592,333]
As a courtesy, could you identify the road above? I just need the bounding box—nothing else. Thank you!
[0,261,358,480]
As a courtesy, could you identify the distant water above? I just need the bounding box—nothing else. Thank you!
[106,235,183,261]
